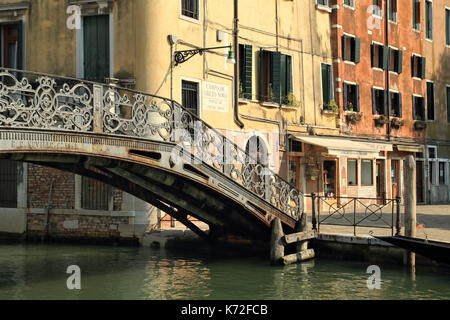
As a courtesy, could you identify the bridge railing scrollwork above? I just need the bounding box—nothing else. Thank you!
[0,68,303,220]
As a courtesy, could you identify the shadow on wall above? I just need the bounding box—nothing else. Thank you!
[430,50,450,141]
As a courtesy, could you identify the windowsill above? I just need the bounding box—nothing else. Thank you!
[412,77,423,81]
[389,71,399,76]
[281,105,299,110]
[342,4,355,11]
[322,109,339,115]
[372,14,383,20]
[372,67,384,72]
[425,38,433,42]
[348,184,358,187]
[344,60,356,65]
[426,119,435,122]
[238,98,250,104]
[261,101,280,108]
[388,19,398,25]
[179,14,201,25]
[316,4,332,13]
[344,110,358,114]
[412,28,421,33]
[446,45,450,49]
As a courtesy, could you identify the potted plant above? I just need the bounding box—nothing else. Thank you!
[391,118,407,128]
[346,112,363,124]
[414,119,427,130]
[374,114,389,126]
[283,92,299,107]
[323,99,339,114]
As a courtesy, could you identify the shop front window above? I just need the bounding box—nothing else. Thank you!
[323,160,337,199]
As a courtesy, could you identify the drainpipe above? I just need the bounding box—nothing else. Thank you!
[233,0,244,129]
[385,0,391,141]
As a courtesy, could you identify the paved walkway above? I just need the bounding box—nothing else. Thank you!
[314,204,450,242]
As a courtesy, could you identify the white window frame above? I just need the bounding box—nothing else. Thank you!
[180,77,202,119]
[180,0,201,24]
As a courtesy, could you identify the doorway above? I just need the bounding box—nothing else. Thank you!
[416,160,424,203]
[376,160,385,203]
[288,156,301,189]
[391,160,400,199]
[323,159,338,199]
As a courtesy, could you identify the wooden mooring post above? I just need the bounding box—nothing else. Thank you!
[403,155,416,268]
[270,213,316,266]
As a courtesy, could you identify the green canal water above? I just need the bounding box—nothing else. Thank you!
[0,243,449,300]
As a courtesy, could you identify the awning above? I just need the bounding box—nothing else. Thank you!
[396,145,423,153]
[290,135,392,157]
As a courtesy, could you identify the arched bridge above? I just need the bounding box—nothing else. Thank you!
[0,68,303,242]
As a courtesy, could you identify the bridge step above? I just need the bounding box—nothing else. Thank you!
[282,230,317,245]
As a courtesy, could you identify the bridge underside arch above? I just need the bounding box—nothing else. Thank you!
[0,130,297,242]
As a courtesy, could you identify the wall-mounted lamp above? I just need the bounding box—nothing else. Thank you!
[174,45,235,66]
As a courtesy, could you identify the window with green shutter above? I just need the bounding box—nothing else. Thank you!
[343,83,359,112]
[321,63,332,108]
[372,88,386,115]
[413,96,425,120]
[389,48,402,73]
[413,0,421,31]
[447,86,450,123]
[258,50,293,104]
[342,35,360,63]
[239,44,253,100]
[390,92,402,117]
[427,82,435,121]
[425,0,432,39]
[371,43,388,69]
[83,15,110,81]
[411,55,426,79]
[446,9,450,46]
[389,0,398,22]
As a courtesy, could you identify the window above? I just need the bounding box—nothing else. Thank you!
[439,162,446,185]
[259,50,293,104]
[343,83,359,111]
[389,47,403,73]
[373,0,382,17]
[428,146,436,159]
[427,82,435,121]
[446,9,450,45]
[372,88,386,115]
[316,0,329,6]
[239,44,253,100]
[181,0,199,20]
[412,96,425,120]
[321,63,333,108]
[361,160,373,185]
[289,139,303,153]
[371,43,388,69]
[413,0,421,31]
[411,54,426,79]
[390,92,402,117]
[1,23,23,70]
[342,35,360,63]
[83,15,110,81]
[81,176,110,210]
[348,159,358,186]
[447,86,450,123]
[0,160,18,208]
[344,0,355,8]
[182,80,200,116]
[425,0,432,39]
[389,0,398,22]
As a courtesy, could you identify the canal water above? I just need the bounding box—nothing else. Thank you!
[0,243,449,300]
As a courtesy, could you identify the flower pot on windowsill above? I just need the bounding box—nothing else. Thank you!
[345,112,363,124]
[391,118,407,129]
[374,115,389,126]
[414,120,427,130]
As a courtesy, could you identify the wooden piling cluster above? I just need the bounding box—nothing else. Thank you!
[270,212,316,265]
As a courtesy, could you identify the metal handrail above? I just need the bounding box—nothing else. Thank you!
[0,68,303,220]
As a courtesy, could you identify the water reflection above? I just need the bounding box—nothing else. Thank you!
[0,244,449,300]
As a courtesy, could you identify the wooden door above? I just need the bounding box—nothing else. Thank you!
[376,160,385,204]
[391,160,399,199]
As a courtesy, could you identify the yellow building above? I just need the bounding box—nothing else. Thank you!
[0,0,336,236]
